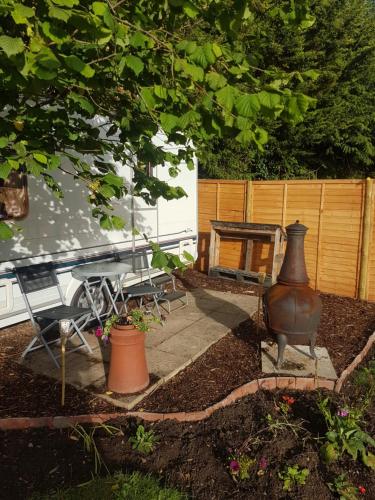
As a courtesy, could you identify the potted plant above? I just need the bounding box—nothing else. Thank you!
[96,309,159,394]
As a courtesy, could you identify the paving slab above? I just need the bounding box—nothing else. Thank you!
[19,288,258,409]
[261,341,338,380]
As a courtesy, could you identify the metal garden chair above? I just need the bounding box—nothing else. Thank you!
[151,273,188,314]
[116,251,163,317]
[14,263,93,368]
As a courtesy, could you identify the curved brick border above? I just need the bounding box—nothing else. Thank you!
[334,331,375,393]
[1,333,374,431]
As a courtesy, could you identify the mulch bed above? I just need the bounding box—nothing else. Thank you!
[1,373,374,499]
[0,269,375,418]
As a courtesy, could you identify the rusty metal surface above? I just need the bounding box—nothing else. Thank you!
[263,220,322,367]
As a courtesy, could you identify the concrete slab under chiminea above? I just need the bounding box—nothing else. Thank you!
[261,341,338,380]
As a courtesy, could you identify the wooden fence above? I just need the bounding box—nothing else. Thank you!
[197,179,375,301]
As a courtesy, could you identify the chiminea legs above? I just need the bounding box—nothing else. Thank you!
[276,333,287,368]
[309,331,317,360]
[276,332,318,369]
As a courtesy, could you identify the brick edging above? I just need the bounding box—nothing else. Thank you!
[334,331,375,392]
[1,333,374,431]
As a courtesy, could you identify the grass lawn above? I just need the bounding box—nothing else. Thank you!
[32,471,187,500]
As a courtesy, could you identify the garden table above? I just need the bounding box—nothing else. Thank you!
[72,261,132,325]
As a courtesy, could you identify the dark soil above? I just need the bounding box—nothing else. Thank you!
[1,371,374,500]
[0,269,375,418]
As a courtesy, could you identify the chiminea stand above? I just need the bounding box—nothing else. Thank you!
[208,220,286,285]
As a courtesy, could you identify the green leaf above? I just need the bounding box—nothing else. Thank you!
[34,67,57,80]
[25,157,43,176]
[11,3,35,24]
[103,172,123,188]
[160,113,179,134]
[100,214,125,230]
[183,1,199,18]
[48,6,71,22]
[124,55,144,76]
[92,2,108,15]
[362,451,375,469]
[0,137,9,149]
[98,184,115,198]
[206,71,227,90]
[179,110,200,129]
[49,155,61,170]
[140,87,156,109]
[68,92,95,115]
[183,250,195,263]
[0,162,13,180]
[326,431,337,443]
[13,142,27,157]
[216,86,236,112]
[154,85,168,100]
[51,0,79,6]
[176,60,204,81]
[0,35,24,57]
[36,48,61,70]
[235,94,260,118]
[176,40,197,55]
[151,250,169,270]
[235,129,254,145]
[42,21,70,44]
[212,43,222,58]
[0,222,14,240]
[129,31,152,49]
[257,91,282,110]
[33,153,48,164]
[303,69,319,81]
[64,55,95,78]
[189,44,216,69]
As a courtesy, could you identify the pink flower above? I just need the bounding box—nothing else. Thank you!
[337,409,349,417]
[95,327,103,338]
[259,457,268,470]
[229,460,240,472]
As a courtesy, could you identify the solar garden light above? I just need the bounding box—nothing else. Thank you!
[256,272,266,336]
[59,319,71,406]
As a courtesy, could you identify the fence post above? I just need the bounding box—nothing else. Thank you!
[358,178,374,300]
[245,180,252,222]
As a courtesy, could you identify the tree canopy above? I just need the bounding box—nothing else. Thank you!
[199,0,375,180]
[0,0,317,244]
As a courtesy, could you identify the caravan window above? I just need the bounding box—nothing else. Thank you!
[0,171,29,220]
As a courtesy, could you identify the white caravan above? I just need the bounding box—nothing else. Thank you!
[0,135,197,328]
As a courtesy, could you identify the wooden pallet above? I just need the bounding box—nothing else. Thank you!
[209,266,272,287]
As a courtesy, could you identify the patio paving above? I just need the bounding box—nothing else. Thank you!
[20,288,258,410]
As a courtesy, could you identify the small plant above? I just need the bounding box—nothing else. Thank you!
[327,474,367,500]
[353,360,375,392]
[69,423,121,474]
[112,471,188,500]
[318,397,375,468]
[278,464,309,491]
[96,309,160,343]
[266,396,303,437]
[129,424,159,454]
[257,456,268,476]
[228,453,256,480]
[278,395,296,416]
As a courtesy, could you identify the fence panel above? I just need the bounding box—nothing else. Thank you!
[197,178,372,300]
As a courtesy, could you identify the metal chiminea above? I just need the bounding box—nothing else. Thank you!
[263,221,322,368]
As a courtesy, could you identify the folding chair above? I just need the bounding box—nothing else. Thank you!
[152,273,188,314]
[14,263,93,368]
[116,252,163,317]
